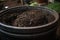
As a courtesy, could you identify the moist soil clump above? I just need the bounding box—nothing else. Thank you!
[0,10,55,27]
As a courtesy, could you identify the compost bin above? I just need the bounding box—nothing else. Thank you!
[0,6,59,40]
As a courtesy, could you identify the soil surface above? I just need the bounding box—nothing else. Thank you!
[0,10,55,27]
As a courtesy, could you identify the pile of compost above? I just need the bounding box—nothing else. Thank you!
[0,10,55,27]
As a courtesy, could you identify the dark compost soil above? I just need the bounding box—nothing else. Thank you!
[0,10,55,27]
